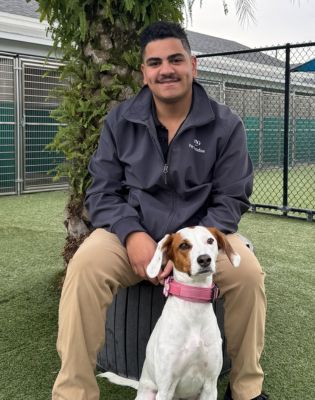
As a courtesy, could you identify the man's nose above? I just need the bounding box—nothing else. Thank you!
[159,60,175,74]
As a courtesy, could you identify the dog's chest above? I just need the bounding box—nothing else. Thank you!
[153,298,222,365]
[174,318,221,367]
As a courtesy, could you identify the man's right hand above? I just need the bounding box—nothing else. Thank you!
[126,231,158,284]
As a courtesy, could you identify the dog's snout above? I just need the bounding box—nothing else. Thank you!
[197,254,211,268]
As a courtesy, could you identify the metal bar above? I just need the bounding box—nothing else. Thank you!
[258,90,263,169]
[21,60,26,193]
[196,42,315,59]
[282,44,291,216]
[291,91,296,166]
[14,57,22,195]
[249,206,314,223]
[251,203,284,211]
[250,203,314,215]
[250,206,314,224]
[221,81,226,104]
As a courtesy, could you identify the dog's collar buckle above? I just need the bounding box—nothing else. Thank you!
[163,277,219,303]
[163,276,172,297]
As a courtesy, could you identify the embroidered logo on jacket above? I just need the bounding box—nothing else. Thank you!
[189,139,205,153]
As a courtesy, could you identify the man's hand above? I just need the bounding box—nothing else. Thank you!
[157,260,174,285]
[126,232,158,284]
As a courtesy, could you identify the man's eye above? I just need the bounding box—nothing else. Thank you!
[148,61,160,67]
[179,242,191,250]
[207,238,214,245]
[171,58,183,64]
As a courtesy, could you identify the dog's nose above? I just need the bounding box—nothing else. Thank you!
[197,254,211,268]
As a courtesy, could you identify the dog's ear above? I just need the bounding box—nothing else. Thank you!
[147,234,173,278]
[208,228,240,267]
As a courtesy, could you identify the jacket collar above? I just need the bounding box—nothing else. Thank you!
[122,80,216,129]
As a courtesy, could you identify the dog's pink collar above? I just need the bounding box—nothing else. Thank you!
[163,277,219,303]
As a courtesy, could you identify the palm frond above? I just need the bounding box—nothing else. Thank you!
[184,0,203,23]
[235,0,256,26]
[222,0,229,15]
[185,0,255,25]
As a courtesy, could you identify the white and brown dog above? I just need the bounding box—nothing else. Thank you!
[135,226,240,400]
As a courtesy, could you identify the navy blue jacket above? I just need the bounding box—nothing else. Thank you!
[85,81,253,244]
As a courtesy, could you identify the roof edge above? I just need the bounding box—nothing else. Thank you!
[0,11,52,45]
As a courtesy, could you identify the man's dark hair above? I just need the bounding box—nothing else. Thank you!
[140,21,191,59]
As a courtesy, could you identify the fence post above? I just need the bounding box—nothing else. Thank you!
[283,43,291,216]
[258,89,263,169]
[14,57,23,195]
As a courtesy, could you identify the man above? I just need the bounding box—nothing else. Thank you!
[52,21,268,400]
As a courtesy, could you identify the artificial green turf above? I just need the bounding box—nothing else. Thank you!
[0,191,314,399]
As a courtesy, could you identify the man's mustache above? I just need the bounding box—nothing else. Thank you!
[156,74,180,84]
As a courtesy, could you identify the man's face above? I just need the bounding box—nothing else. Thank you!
[141,38,197,105]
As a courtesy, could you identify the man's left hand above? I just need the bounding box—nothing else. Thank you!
[157,260,174,285]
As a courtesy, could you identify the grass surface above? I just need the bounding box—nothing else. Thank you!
[0,191,314,400]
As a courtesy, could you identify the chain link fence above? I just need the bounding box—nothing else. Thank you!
[197,43,315,221]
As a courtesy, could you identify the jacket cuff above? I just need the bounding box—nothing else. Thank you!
[112,217,146,246]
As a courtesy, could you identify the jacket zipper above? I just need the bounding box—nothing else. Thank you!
[160,126,191,237]
[162,122,187,186]
[163,164,169,184]
[147,123,186,186]
[145,125,169,184]
[160,130,183,235]
[162,124,184,186]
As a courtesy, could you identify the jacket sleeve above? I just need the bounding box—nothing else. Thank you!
[85,120,146,244]
[199,118,253,234]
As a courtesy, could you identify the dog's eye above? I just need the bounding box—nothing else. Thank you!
[179,242,191,251]
[207,238,214,245]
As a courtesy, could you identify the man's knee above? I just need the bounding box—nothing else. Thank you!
[65,228,139,290]
[237,250,264,287]
[215,234,265,295]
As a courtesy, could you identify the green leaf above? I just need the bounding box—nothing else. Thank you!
[124,0,135,12]
[100,63,113,72]
[79,11,87,41]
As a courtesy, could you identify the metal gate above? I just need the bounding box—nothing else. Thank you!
[21,60,67,192]
[0,54,67,195]
[0,56,15,195]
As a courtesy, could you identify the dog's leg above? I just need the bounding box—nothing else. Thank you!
[136,380,157,400]
[199,379,217,400]
[156,393,174,400]
[135,388,156,400]
[155,383,178,400]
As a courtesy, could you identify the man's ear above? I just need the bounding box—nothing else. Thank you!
[208,227,240,267]
[141,63,147,85]
[191,55,197,78]
[147,234,173,278]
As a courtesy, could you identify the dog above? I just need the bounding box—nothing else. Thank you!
[135,226,240,400]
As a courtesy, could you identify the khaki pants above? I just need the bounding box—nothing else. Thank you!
[52,229,266,400]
